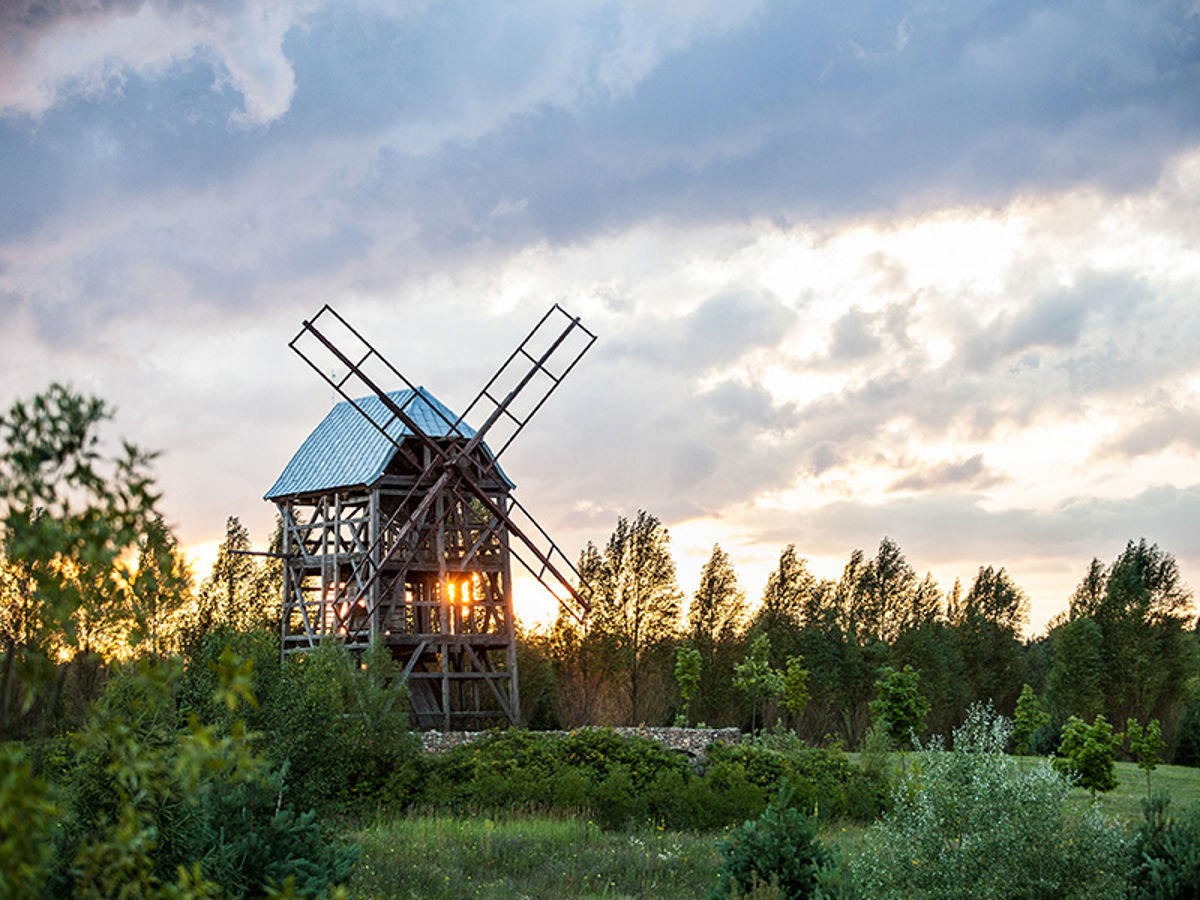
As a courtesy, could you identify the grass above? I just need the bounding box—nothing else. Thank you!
[1069,760,1200,824]
[344,758,1200,898]
[346,812,723,899]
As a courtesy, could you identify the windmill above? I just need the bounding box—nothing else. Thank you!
[264,304,595,728]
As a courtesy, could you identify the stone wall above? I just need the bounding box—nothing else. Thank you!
[421,725,742,757]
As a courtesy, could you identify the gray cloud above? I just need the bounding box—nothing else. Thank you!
[1100,409,1200,460]
[611,289,796,374]
[0,0,310,124]
[889,454,1007,492]
[829,307,881,361]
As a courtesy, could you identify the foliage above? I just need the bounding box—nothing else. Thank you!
[712,780,828,900]
[585,510,683,724]
[266,638,420,812]
[675,644,701,725]
[734,633,784,731]
[51,651,356,898]
[0,742,59,897]
[707,740,886,823]
[850,705,1129,899]
[1127,717,1167,800]
[1012,682,1050,757]
[1056,714,1123,800]
[868,665,929,754]
[0,384,161,738]
[1129,793,1200,899]
[782,656,810,725]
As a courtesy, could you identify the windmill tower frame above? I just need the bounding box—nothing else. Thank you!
[265,305,594,729]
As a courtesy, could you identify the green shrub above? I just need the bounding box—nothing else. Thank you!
[706,740,886,823]
[712,780,828,899]
[1055,713,1122,800]
[558,727,691,791]
[849,704,1128,899]
[1129,792,1200,899]
[52,652,357,898]
[265,638,420,812]
[0,743,58,897]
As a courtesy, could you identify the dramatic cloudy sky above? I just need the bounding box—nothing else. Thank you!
[3,0,1199,632]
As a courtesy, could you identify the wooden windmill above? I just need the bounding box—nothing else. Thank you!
[264,304,595,728]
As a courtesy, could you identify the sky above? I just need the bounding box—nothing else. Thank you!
[2,0,1200,634]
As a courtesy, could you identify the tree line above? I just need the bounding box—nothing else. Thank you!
[522,510,1199,762]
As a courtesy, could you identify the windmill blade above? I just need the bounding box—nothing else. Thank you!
[447,469,591,621]
[289,303,595,628]
[453,304,596,472]
[289,304,467,469]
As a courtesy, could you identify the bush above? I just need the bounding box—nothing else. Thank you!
[1129,792,1200,899]
[49,653,356,898]
[1055,713,1122,800]
[849,704,1128,899]
[706,740,886,823]
[265,638,421,812]
[712,780,828,899]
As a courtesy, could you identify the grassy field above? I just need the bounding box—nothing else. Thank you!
[345,759,1200,899]
[1070,760,1200,823]
[346,813,723,899]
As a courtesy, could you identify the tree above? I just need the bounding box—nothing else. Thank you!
[1056,714,1123,800]
[674,645,700,726]
[196,516,258,631]
[689,544,746,649]
[688,544,747,723]
[549,542,612,726]
[869,665,929,767]
[753,545,812,655]
[1045,616,1106,720]
[1127,717,1166,800]
[733,632,783,732]
[953,565,1028,711]
[712,780,828,899]
[1012,683,1050,759]
[128,515,192,657]
[0,384,159,739]
[1097,540,1194,727]
[782,655,810,728]
[590,511,682,724]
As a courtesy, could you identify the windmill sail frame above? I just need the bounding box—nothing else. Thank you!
[266,305,595,728]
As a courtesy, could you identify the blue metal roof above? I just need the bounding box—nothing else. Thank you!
[265,387,510,500]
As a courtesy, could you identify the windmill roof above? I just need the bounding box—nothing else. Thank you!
[264,387,511,500]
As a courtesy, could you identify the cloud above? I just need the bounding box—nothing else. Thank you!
[889,454,1007,492]
[1099,409,1200,460]
[0,0,314,124]
[611,289,797,374]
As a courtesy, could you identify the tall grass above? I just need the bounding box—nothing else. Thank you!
[348,813,722,899]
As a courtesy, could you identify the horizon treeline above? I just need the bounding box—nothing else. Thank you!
[521,511,1199,760]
